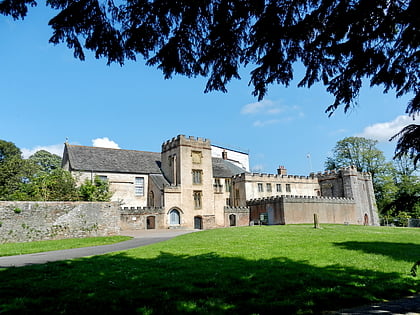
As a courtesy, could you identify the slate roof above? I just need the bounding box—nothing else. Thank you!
[64,144,246,178]
[64,144,162,174]
[150,174,170,190]
[212,157,247,178]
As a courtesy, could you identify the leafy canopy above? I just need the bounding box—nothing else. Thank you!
[1,0,419,162]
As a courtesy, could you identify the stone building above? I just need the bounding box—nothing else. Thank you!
[62,135,379,230]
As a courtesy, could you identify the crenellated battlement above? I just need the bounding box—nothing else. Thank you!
[121,207,165,214]
[162,134,211,152]
[233,172,318,182]
[316,165,372,179]
[247,195,355,205]
[224,206,250,213]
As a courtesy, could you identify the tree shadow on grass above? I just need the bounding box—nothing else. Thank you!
[0,252,418,314]
[334,241,420,263]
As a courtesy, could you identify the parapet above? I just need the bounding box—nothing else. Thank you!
[121,207,165,214]
[224,206,250,213]
[247,195,355,205]
[162,134,211,152]
[233,172,318,183]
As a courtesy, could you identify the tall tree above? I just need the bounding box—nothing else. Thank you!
[1,0,418,163]
[325,137,388,180]
[0,139,21,163]
[29,150,62,173]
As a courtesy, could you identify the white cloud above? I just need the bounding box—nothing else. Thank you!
[21,144,64,159]
[241,99,304,128]
[241,100,279,115]
[357,115,417,142]
[92,137,120,149]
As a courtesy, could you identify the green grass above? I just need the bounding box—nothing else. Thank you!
[0,236,132,257]
[0,225,419,314]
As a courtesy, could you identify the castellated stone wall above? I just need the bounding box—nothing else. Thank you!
[0,201,120,243]
[120,207,165,230]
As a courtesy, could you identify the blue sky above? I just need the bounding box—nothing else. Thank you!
[1,5,417,175]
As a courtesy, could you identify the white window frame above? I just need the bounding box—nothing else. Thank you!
[135,177,144,196]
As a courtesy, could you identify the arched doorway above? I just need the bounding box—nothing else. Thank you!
[229,214,236,226]
[194,216,203,229]
[169,209,180,225]
[146,216,155,229]
[364,213,369,226]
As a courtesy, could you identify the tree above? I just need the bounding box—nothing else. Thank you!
[29,150,62,173]
[32,168,79,201]
[1,0,418,163]
[0,140,38,200]
[325,137,388,180]
[78,176,113,201]
[0,139,21,162]
[326,136,394,218]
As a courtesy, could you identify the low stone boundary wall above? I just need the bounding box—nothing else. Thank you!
[0,201,120,243]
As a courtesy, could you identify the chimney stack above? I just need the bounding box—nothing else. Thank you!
[222,150,228,160]
[277,165,287,176]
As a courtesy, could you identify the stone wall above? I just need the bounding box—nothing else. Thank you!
[0,201,120,243]
[248,195,359,225]
[224,206,250,227]
[120,207,165,230]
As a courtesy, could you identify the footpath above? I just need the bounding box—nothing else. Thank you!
[0,229,418,314]
[0,229,194,268]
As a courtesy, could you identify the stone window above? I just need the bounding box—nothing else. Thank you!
[266,183,272,192]
[193,191,202,209]
[226,198,231,206]
[258,183,264,192]
[192,170,202,184]
[286,184,291,193]
[225,179,231,192]
[276,184,282,192]
[214,178,222,193]
[149,191,154,207]
[135,177,144,196]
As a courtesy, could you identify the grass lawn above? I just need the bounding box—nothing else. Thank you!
[0,236,132,257]
[0,225,419,314]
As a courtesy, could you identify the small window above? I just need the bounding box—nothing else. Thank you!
[135,177,144,196]
[286,184,291,193]
[276,184,282,192]
[225,179,231,192]
[266,183,272,192]
[193,191,202,209]
[258,183,263,192]
[226,198,231,206]
[192,170,202,184]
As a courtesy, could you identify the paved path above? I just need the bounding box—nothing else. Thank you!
[332,295,420,314]
[0,229,195,268]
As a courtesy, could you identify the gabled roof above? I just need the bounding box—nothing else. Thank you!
[212,157,247,178]
[150,174,170,190]
[64,144,162,174]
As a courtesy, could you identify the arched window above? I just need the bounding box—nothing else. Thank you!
[229,214,236,226]
[149,191,154,207]
[169,209,180,225]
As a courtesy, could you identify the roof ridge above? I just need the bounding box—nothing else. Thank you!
[66,144,159,155]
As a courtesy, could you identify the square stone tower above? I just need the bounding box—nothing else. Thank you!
[161,135,215,228]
